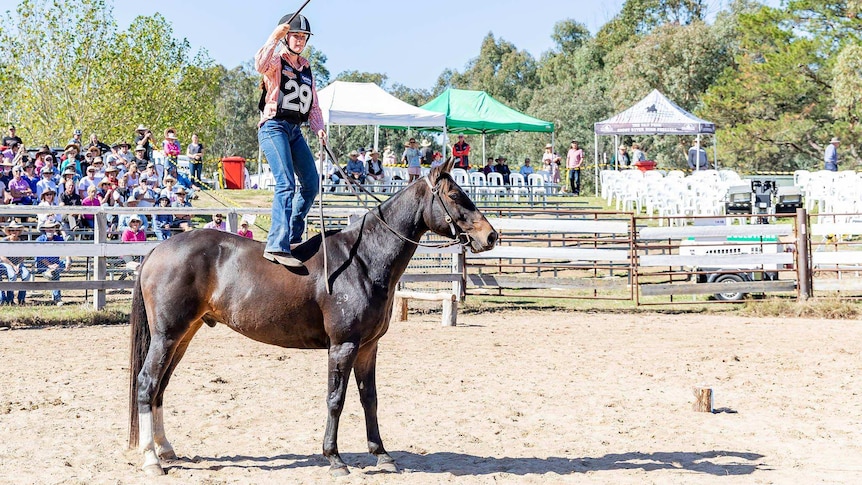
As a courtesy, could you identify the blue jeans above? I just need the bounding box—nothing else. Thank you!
[1,263,31,304]
[568,168,581,195]
[258,119,319,253]
[37,261,66,302]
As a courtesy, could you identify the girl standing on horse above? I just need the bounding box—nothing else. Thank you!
[255,12,327,268]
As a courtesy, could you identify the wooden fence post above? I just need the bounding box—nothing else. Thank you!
[795,208,812,300]
[227,212,239,233]
[93,212,107,310]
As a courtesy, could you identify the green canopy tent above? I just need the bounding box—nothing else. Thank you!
[417,88,554,164]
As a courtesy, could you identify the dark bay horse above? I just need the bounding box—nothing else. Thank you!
[128,160,497,476]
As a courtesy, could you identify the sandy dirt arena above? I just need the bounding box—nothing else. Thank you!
[1,310,861,484]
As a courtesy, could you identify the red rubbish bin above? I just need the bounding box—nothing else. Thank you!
[634,160,657,172]
[222,156,246,189]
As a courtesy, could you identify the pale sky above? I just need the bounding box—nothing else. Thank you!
[0,0,780,90]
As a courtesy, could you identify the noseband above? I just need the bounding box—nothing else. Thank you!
[423,176,473,247]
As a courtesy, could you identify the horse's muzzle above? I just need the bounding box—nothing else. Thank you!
[469,227,497,253]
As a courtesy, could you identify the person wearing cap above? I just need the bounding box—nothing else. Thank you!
[186,134,204,183]
[68,129,83,146]
[430,152,445,169]
[142,162,160,188]
[255,11,326,267]
[36,166,58,201]
[1,221,33,305]
[824,137,840,172]
[238,219,254,239]
[519,157,535,176]
[346,150,367,184]
[134,125,154,161]
[566,140,584,196]
[542,143,561,183]
[401,138,422,183]
[452,134,471,170]
[366,149,386,186]
[203,213,227,231]
[23,161,39,191]
[2,125,22,147]
[35,220,69,305]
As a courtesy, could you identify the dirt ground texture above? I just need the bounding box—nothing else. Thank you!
[1,310,861,484]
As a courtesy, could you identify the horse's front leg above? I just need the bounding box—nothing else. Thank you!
[353,341,397,472]
[323,340,358,477]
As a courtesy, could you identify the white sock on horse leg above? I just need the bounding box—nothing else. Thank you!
[138,410,160,468]
[153,406,174,457]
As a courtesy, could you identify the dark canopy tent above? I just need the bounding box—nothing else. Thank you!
[593,89,718,194]
[417,88,554,162]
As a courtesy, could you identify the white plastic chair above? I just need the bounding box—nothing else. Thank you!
[509,173,528,201]
[527,173,547,202]
[451,168,469,188]
[469,172,489,200]
[485,172,507,200]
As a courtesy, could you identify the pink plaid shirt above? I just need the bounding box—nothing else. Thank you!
[255,39,324,132]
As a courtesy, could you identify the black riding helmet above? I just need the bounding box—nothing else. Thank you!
[278,12,312,35]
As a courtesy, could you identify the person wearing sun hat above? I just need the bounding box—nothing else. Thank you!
[59,143,82,176]
[36,165,58,201]
[1,220,33,305]
[401,138,422,183]
[824,136,840,172]
[238,219,254,239]
[134,124,154,161]
[255,10,326,268]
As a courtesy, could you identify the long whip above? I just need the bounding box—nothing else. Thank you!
[318,140,331,294]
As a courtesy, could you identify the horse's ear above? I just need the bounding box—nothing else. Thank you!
[430,156,456,183]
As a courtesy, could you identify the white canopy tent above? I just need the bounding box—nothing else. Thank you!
[593,89,718,195]
[316,81,446,150]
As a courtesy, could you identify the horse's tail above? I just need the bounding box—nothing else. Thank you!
[128,274,150,449]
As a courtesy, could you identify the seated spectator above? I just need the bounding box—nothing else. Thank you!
[519,157,535,176]
[320,152,341,191]
[160,175,177,201]
[366,150,386,185]
[132,145,148,171]
[60,167,79,187]
[382,145,396,165]
[122,215,147,242]
[494,156,511,184]
[23,162,39,193]
[169,187,193,231]
[1,220,33,305]
[238,220,253,239]
[166,165,198,198]
[153,196,174,240]
[7,165,34,205]
[142,162,159,187]
[77,165,100,198]
[203,213,227,231]
[129,175,157,208]
[430,152,445,168]
[35,220,69,306]
[80,185,101,229]
[482,157,494,176]
[125,163,140,190]
[90,156,106,178]
[345,150,366,184]
[87,133,111,155]
[59,144,82,176]
[36,189,62,229]
[36,166,58,202]
[58,181,82,232]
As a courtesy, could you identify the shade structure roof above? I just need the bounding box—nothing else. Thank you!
[316,81,446,127]
[594,89,715,135]
[419,88,554,134]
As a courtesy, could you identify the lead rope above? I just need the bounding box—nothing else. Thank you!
[320,143,464,249]
[318,140,331,294]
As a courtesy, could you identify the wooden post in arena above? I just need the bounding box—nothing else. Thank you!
[693,387,713,413]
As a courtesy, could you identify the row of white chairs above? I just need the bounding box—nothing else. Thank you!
[795,170,862,220]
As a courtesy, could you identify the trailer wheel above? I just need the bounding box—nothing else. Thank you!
[714,274,746,301]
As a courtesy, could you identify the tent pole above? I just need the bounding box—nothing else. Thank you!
[696,134,701,171]
[482,133,486,167]
[373,125,379,152]
[713,134,718,170]
[614,135,619,170]
[594,133,599,197]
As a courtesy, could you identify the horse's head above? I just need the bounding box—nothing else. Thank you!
[423,158,497,253]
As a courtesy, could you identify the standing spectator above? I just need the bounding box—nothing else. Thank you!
[401,138,422,183]
[519,157,535,176]
[613,145,631,169]
[566,140,584,196]
[824,137,839,172]
[346,150,367,184]
[238,220,254,239]
[452,135,471,170]
[366,149,386,185]
[542,144,561,184]
[68,129,83,146]
[134,125,155,161]
[419,139,434,166]
[203,213,227,231]
[35,220,69,306]
[162,128,181,175]
[1,221,32,305]
[36,166,58,201]
[87,133,111,155]
[255,12,325,267]
[186,133,204,183]
[687,140,708,171]
[382,145,396,165]
[2,125,22,146]
[494,156,511,184]
[631,143,646,164]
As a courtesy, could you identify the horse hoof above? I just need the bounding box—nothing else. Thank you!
[329,465,350,477]
[377,460,398,473]
[143,464,166,476]
[159,449,178,461]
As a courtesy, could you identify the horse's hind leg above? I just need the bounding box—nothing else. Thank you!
[353,341,397,472]
[153,321,203,461]
[137,321,199,475]
[323,341,359,476]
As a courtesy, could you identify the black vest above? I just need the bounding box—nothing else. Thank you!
[274,58,314,124]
